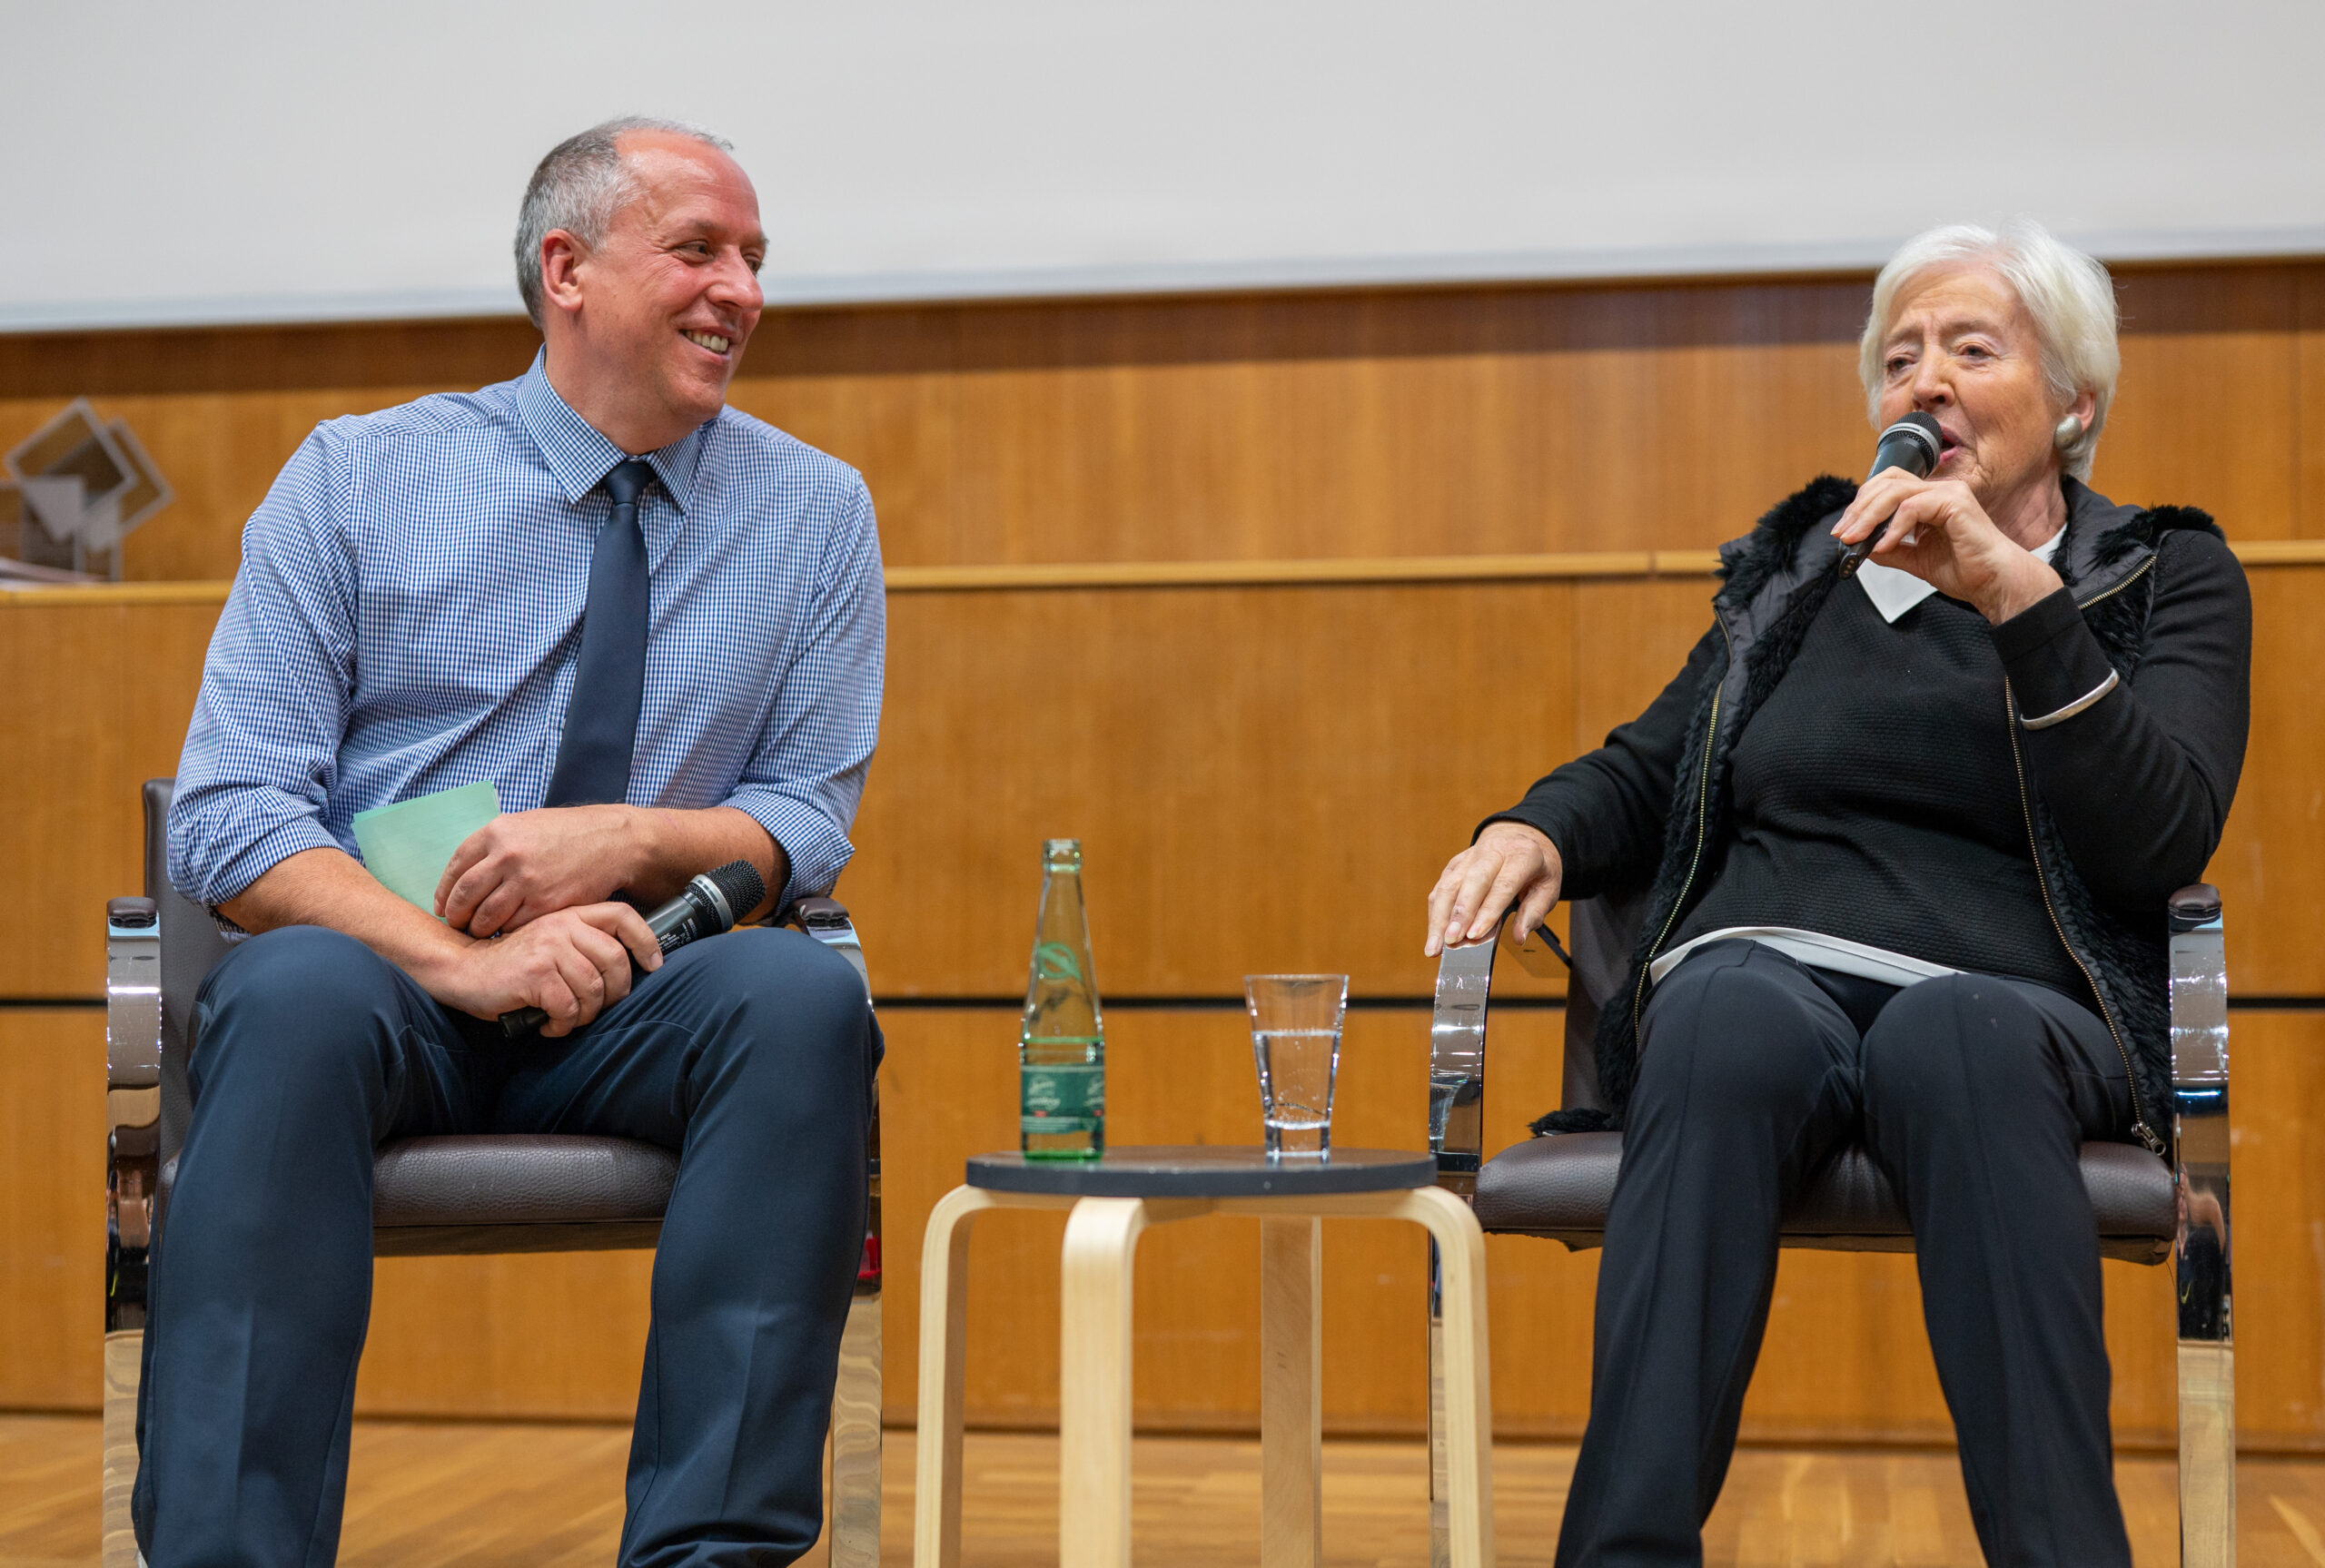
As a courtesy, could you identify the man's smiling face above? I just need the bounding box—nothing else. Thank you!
[557,132,766,449]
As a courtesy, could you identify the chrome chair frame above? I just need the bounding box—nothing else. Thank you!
[1420,885,2234,1568]
[104,790,883,1568]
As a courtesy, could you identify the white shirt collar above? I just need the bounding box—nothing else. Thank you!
[1857,525,2063,624]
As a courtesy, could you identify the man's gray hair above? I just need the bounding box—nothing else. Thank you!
[514,116,735,327]
[1857,220,2121,481]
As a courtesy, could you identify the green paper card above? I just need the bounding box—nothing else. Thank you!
[351,781,501,915]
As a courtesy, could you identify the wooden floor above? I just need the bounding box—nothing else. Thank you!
[6,1415,2325,1567]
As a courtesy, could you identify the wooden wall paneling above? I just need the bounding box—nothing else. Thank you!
[0,387,395,586]
[0,263,2312,587]
[0,317,543,585]
[0,601,217,997]
[121,602,227,824]
[97,391,436,586]
[753,279,1868,566]
[876,1005,1574,1436]
[4,261,2323,1441]
[2299,266,2325,538]
[0,277,1882,578]
[2095,265,2300,538]
[0,1011,104,1409]
[0,319,544,402]
[849,581,1579,1001]
[873,999,2325,1446]
[4,969,2320,1445]
[876,1010,1030,1425]
[726,307,962,560]
[1566,577,1720,757]
[0,606,132,997]
[1459,1013,1602,1439]
[354,1253,652,1421]
[1,563,2320,1009]
[2205,567,2325,994]
[1526,299,1865,560]
[2224,1011,2325,1446]
[920,284,1877,567]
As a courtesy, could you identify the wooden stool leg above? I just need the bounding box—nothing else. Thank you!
[1060,1197,1155,1568]
[1261,1216,1322,1568]
[103,1328,141,1568]
[826,1289,881,1568]
[915,1186,1003,1568]
[1407,1187,1495,1568]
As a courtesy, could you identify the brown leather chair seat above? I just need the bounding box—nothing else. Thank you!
[156,1133,680,1255]
[139,778,690,1258]
[371,1135,678,1254]
[1472,1130,2176,1265]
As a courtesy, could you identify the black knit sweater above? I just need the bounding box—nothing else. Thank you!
[1667,574,2092,1001]
[1490,478,2251,1140]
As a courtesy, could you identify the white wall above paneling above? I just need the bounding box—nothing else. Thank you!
[9,0,2321,329]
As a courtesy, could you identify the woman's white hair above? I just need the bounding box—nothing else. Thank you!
[514,116,734,328]
[1857,220,2120,481]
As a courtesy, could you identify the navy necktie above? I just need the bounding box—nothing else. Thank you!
[544,459,655,807]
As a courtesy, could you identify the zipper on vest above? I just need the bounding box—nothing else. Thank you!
[2073,552,2155,612]
[1633,616,1734,1049]
[2003,675,2163,1154]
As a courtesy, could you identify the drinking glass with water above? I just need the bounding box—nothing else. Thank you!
[1243,974,1349,1159]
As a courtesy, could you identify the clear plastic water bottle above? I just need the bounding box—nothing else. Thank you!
[1020,839,1105,1159]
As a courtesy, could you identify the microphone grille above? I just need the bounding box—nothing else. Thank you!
[701,859,767,931]
[1885,410,1942,452]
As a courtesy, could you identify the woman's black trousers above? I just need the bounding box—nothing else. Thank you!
[1553,938,2137,1568]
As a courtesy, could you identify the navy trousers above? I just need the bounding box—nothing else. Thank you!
[1554,940,2137,1568]
[132,922,878,1568]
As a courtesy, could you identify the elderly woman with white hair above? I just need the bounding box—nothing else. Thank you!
[1424,221,2251,1566]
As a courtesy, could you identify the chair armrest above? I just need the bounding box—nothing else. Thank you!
[2166,881,2231,1346]
[2167,881,2227,1095]
[105,898,162,1088]
[1428,939,1499,1197]
[780,895,870,999]
[779,895,882,1291]
[105,896,163,1333]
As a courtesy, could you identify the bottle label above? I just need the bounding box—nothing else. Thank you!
[1032,942,1086,985]
[1021,1061,1104,1134]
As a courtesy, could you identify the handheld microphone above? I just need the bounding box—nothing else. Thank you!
[500,858,767,1037]
[1836,411,1943,578]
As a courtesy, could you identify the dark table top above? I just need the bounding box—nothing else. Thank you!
[966,1145,1436,1198]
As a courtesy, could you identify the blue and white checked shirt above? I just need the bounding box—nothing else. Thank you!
[169,350,885,913]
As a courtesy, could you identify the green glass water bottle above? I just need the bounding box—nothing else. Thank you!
[1020,838,1105,1159]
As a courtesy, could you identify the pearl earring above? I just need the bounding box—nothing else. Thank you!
[2054,415,2085,449]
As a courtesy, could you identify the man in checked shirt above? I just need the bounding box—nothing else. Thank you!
[141,118,883,1568]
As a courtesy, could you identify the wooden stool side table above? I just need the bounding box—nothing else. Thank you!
[914,1148,1494,1568]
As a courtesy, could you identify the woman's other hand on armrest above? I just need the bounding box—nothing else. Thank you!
[1425,822,1563,958]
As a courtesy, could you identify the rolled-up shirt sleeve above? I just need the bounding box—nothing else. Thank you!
[166,426,360,909]
[723,474,885,907]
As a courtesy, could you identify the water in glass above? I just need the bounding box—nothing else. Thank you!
[1244,974,1348,1159]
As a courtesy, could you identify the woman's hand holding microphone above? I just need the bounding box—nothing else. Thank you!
[1831,470,2064,626]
